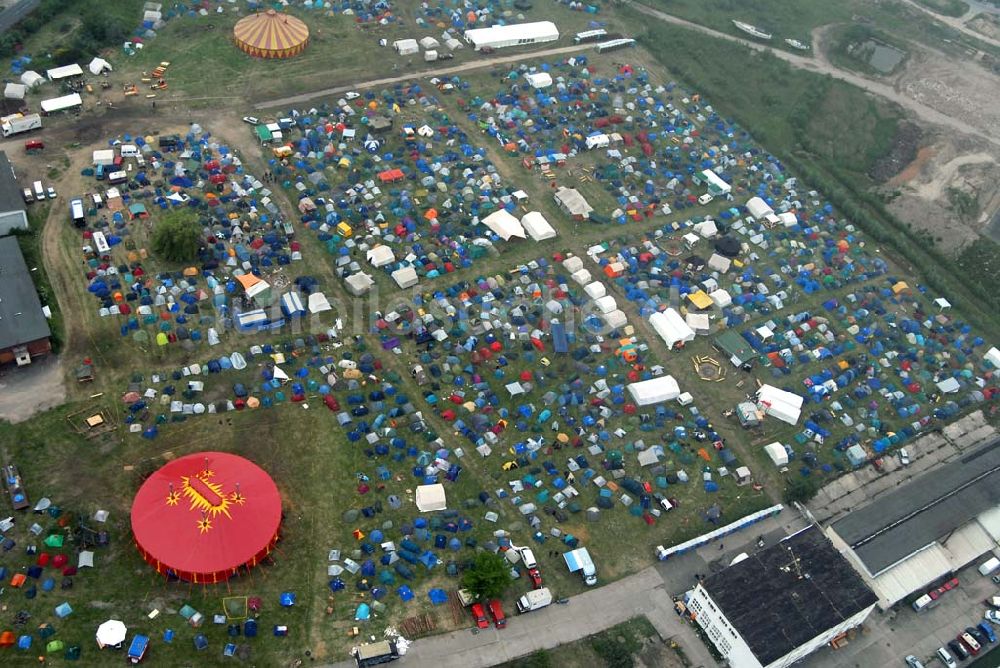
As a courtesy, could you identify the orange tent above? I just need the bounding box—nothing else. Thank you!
[0,631,14,647]
[378,168,404,183]
[235,274,263,292]
[424,208,439,221]
[233,9,309,59]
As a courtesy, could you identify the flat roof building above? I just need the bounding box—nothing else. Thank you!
[826,439,1000,609]
[464,21,559,51]
[0,235,52,366]
[687,526,877,668]
[0,151,28,236]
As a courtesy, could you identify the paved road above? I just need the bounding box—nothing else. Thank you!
[0,0,39,35]
[624,1,1000,149]
[253,44,591,111]
[0,354,65,423]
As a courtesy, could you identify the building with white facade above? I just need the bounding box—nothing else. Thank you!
[686,526,877,668]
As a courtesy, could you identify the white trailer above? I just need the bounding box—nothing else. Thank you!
[1,113,41,138]
[515,587,552,613]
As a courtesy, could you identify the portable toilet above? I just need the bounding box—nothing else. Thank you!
[337,222,353,238]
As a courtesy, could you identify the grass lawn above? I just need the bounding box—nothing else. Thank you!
[912,0,971,18]
[497,616,674,668]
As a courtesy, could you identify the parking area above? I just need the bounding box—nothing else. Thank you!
[804,560,1000,667]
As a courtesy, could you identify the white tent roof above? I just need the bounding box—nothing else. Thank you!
[757,384,803,425]
[778,212,798,227]
[47,63,83,80]
[520,211,556,240]
[571,268,592,285]
[307,292,332,314]
[525,72,553,89]
[465,21,559,49]
[649,309,695,348]
[707,253,732,273]
[345,272,375,296]
[985,347,1000,368]
[20,71,44,88]
[40,93,82,113]
[764,442,789,466]
[693,219,718,238]
[686,312,710,333]
[245,278,271,300]
[482,210,526,241]
[746,196,774,220]
[583,282,606,300]
[628,376,680,406]
[601,309,627,330]
[709,288,732,308]
[4,83,26,100]
[88,57,112,75]
[366,245,396,267]
[593,295,617,314]
[392,265,419,289]
[936,377,961,394]
[415,483,447,512]
[562,256,584,273]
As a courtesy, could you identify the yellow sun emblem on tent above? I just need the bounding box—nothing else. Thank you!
[175,469,243,532]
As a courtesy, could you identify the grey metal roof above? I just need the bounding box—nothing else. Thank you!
[0,235,50,350]
[0,151,25,215]
[831,439,1000,575]
[703,526,876,665]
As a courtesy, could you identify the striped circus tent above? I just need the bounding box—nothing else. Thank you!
[233,9,309,59]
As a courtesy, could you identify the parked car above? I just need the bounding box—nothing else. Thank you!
[948,639,969,661]
[46,186,56,199]
[977,621,996,644]
[936,647,958,668]
[904,655,924,668]
[470,602,489,629]
[527,567,542,589]
[986,610,1000,624]
[487,599,506,628]
[345,91,360,100]
[898,448,910,465]
[242,116,259,125]
[993,574,1000,585]
[959,631,981,655]
[965,626,987,647]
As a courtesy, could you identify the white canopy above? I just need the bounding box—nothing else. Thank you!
[525,72,553,89]
[583,282,606,300]
[627,376,680,405]
[601,309,628,330]
[562,256,584,273]
[985,347,1000,368]
[482,210,526,241]
[693,219,718,238]
[593,295,617,314]
[415,483,447,512]
[649,309,695,348]
[520,211,556,240]
[757,384,803,425]
[686,312,710,333]
[936,377,961,394]
[571,268,592,285]
[709,289,732,308]
[366,245,395,267]
[345,272,375,296]
[307,292,332,314]
[40,93,82,113]
[764,442,789,466]
[96,619,127,648]
[4,83,26,100]
[746,196,774,220]
[20,70,44,88]
[47,63,83,80]
[88,57,112,75]
[707,253,732,273]
[391,265,419,289]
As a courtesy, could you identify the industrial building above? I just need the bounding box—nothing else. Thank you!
[0,236,51,365]
[826,439,1000,609]
[687,526,877,668]
[0,151,28,235]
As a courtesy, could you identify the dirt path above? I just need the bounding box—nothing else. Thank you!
[625,1,1000,149]
[910,151,996,200]
[253,44,601,111]
[896,0,1000,49]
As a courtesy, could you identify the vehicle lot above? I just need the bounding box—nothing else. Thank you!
[804,560,1000,667]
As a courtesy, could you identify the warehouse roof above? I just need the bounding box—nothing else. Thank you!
[0,151,25,215]
[702,526,877,666]
[0,236,51,350]
[831,439,1000,575]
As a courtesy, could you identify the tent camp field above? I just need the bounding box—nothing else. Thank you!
[2,2,1000,667]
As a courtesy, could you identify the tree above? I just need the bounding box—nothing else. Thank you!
[782,475,820,505]
[152,210,202,263]
[461,552,512,600]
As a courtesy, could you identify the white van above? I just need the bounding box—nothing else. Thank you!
[979,556,1000,576]
[698,193,714,205]
[32,180,45,200]
[120,144,140,158]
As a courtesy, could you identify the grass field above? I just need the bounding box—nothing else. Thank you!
[912,0,971,18]
[497,616,669,668]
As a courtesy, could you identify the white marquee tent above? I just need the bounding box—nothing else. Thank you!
[520,211,556,240]
[415,483,447,512]
[746,196,774,220]
[764,442,789,466]
[627,376,680,406]
[649,309,695,348]
[481,209,526,241]
[392,265,419,289]
[366,245,395,267]
[757,384,804,425]
[464,21,559,50]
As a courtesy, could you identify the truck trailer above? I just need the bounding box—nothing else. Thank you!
[1,113,41,138]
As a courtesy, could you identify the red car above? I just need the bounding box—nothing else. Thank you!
[528,567,543,589]
[944,577,960,590]
[488,600,506,629]
[470,603,489,629]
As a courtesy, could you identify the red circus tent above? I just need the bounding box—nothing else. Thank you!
[130,452,281,583]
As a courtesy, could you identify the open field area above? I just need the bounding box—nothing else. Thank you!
[0,0,998,666]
